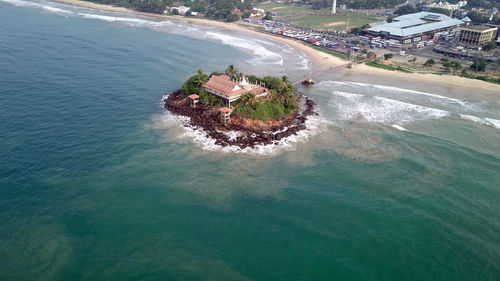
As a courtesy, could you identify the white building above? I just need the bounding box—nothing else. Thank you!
[166,6,190,15]
[366,12,465,42]
[426,1,467,11]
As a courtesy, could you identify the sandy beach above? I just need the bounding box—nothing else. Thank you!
[51,0,499,92]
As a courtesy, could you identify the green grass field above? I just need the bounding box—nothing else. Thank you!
[291,13,378,31]
[256,4,378,31]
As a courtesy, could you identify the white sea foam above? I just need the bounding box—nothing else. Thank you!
[459,114,489,125]
[331,90,363,99]
[78,13,151,25]
[320,81,467,105]
[392,124,408,131]
[460,115,500,129]
[1,0,73,13]
[204,32,283,66]
[1,0,36,6]
[330,91,449,124]
[484,118,500,129]
[221,130,244,141]
[160,111,330,155]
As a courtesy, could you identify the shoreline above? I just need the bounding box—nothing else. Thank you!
[163,89,317,149]
[50,0,499,92]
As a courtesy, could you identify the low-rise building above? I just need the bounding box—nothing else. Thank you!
[366,12,464,43]
[458,25,498,47]
[202,75,268,106]
[424,1,468,11]
[166,6,190,15]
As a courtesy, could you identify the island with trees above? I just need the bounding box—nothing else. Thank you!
[163,65,317,149]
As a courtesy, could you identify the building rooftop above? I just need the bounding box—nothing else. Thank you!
[460,25,498,31]
[203,75,268,99]
[203,75,244,98]
[219,107,233,113]
[188,94,199,99]
[384,18,426,28]
[393,12,452,22]
[367,12,464,38]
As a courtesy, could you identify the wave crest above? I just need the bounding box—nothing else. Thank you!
[157,111,330,156]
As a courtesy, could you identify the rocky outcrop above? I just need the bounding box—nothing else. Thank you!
[163,89,317,149]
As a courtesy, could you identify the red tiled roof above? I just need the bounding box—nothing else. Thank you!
[231,8,243,16]
[203,75,244,98]
[249,86,267,95]
[219,107,233,113]
[188,94,199,99]
[203,75,269,99]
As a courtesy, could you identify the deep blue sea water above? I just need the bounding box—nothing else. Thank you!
[1,1,500,280]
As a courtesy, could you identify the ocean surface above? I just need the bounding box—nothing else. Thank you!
[1,1,500,280]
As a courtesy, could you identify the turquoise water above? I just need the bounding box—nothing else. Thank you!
[1,1,500,280]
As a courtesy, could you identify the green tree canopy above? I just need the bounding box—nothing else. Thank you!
[429,7,451,16]
[470,58,486,72]
[395,5,417,15]
[423,59,435,67]
[483,42,497,51]
[226,13,240,22]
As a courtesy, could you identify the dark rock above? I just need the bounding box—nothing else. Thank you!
[163,88,317,149]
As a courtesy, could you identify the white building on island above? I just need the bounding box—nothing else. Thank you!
[202,75,269,106]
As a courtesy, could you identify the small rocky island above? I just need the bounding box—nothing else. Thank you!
[163,65,317,149]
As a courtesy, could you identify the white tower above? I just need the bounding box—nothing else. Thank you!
[331,0,337,14]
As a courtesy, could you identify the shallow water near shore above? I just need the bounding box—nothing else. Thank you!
[1,1,500,280]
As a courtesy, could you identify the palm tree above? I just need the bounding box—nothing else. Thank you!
[195,69,208,87]
[269,89,280,102]
[224,64,239,80]
[241,92,256,107]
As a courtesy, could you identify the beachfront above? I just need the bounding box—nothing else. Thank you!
[52,0,500,93]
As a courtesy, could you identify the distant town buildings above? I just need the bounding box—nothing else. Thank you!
[231,8,244,16]
[458,25,498,47]
[202,75,269,106]
[366,12,465,43]
[425,1,468,11]
[251,8,265,17]
[165,5,191,15]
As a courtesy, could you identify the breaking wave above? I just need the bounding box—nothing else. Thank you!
[3,0,293,69]
[204,32,284,66]
[329,90,449,125]
[460,115,500,130]
[321,81,467,105]
[159,111,330,156]
[78,13,155,25]
[0,0,73,13]
[392,124,408,131]
[318,81,499,131]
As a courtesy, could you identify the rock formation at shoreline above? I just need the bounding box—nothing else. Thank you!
[163,89,318,149]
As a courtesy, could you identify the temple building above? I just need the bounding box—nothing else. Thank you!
[202,74,269,106]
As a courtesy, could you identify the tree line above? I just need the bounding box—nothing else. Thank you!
[87,0,253,20]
